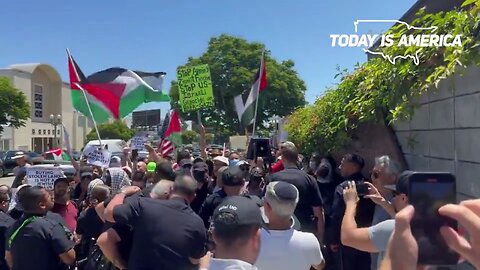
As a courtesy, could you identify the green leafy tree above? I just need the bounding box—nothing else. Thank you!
[86,120,135,142]
[170,34,306,136]
[181,130,198,144]
[0,77,30,134]
[205,133,214,145]
[286,4,480,154]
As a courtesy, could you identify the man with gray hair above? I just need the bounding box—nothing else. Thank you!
[366,155,400,224]
[150,180,174,200]
[255,181,324,270]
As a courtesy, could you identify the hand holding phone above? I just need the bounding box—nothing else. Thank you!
[409,172,459,265]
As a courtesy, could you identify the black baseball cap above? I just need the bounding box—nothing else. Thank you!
[384,170,414,196]
[179,159,193,168]
[221,167,246,187]
[213,196,263,229]
[192,161,208,172]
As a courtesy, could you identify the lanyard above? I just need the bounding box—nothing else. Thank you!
[8,216,37,248]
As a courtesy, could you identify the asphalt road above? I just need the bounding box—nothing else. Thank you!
[0,175,15,186]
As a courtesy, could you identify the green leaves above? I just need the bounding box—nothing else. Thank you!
[286,1,480,154]
[86,121,135,142]
[170,34,306,137]
[0,77,30,134]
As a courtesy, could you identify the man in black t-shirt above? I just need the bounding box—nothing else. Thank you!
[268,144,325,240]
[105,175,207,270]
[6,186,75,270]
[329,153,375,270]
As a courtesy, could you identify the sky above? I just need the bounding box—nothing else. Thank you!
[0,0,417,117]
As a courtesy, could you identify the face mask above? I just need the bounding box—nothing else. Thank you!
[230,159,240,167]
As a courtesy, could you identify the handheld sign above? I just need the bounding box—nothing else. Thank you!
[131,135,147,151]
[177,64,214,112]
[83,145,112,168]
[26,167,64,190]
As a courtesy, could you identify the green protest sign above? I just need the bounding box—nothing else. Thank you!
[177,64,214,112]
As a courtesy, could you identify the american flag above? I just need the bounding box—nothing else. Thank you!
[157,111,174,157]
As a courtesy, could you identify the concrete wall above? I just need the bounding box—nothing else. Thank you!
[394,65,480,200]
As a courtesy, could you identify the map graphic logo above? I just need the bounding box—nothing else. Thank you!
[330,20,463,65]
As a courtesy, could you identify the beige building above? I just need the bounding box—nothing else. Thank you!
[0,63,92,152]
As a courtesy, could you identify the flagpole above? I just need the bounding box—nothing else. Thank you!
[251,50,265,138]
[74,82,103,147]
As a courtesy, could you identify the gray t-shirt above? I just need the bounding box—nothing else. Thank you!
[368,219,395,268]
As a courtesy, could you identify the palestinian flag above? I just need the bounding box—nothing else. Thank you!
[164,110,182,146]
[45,148,71,161]
[67,51,170,123]
[157,110,182,157]
[234,55,267,127]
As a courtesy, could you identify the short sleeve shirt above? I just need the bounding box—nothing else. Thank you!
[113,196,207,270]
[268,169,323,225]
[6,214,74,270]
[368,219,395,266]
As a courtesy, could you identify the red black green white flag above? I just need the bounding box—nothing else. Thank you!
[234,55,268,127]
[67,51,170,123]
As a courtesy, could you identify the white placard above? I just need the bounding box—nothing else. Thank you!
[131,136,147,151]
[83,145,112,168]
[26,167,64,190]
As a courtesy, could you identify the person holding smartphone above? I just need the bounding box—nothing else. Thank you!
[340,171,413,270]
[329,153,375,270]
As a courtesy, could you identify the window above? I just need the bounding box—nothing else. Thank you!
[32,129,35,135]
[47,130,50,135]
[33,85,43,119]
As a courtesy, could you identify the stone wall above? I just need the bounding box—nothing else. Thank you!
[394,65,480,201]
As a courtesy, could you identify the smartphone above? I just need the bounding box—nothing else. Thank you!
[356,182,369,196]
[409,172,459,265]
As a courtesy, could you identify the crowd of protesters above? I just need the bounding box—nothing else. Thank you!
[0,141,479,270]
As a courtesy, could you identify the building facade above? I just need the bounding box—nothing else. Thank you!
[0,63,92,152]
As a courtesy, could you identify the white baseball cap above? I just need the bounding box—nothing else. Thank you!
[213,156,229,166]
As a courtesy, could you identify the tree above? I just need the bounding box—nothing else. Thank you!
[181,130,198,144]
[205,133,214,145]
[86,120,135,142]
[0,77,30,134]
[170,34,306,136]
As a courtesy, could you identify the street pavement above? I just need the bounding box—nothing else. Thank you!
[0,175,15,186]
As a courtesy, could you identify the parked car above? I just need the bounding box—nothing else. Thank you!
[0,152,5,177]
[2,150,44,176]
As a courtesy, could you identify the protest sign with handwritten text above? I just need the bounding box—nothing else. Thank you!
[27,167,64,190]
[83,146,112,168]
[177,64,214,112]
[131,136,147,151]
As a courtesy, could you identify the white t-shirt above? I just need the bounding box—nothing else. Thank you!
[255,228,324,270]
[208,258,258,270]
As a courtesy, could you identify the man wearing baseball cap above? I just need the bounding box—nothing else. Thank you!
[199,167,247,228]
[341,171,413,269]
[11,152,31,188]
[208,196,262,270]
